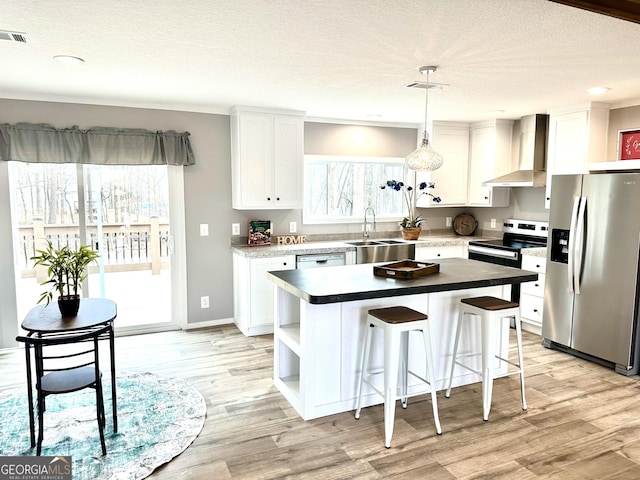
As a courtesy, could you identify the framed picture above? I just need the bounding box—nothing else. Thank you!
[618,129,640,160]
[248,220,272,246]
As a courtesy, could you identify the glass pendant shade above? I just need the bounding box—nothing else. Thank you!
[405,66,443,171]
[405,131,443,171]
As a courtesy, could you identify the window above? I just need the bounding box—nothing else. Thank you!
[8,162,179,333]
[304,155,407,224]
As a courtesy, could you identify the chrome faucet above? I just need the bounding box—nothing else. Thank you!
[363,207,376,238]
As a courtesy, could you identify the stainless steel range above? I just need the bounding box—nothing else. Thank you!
[468,219,548,301]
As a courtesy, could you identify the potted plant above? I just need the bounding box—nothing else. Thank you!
[380,180,441,240]
[31,240,100,317]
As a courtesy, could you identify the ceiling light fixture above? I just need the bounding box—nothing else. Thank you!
[54,55,85,65]
[588,86,610,95]
[405,66,443,171]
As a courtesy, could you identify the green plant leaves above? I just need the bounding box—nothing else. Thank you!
[30,240,99,305]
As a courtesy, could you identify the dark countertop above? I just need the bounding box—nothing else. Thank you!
[267,258,538,305]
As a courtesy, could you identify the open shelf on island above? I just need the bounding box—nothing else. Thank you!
[280,375,300,397]
[277,324,301,355]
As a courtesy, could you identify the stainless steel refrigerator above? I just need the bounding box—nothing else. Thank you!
[543,172,640,375]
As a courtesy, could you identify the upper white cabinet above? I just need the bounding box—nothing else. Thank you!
[416,119,511,208]
[416,121,470,207]
[231,107,305,209]
[545,102,610,208]
[468,119,513,207]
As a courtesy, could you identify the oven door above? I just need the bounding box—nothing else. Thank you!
[468,243,521,302]
[467,243,521,268]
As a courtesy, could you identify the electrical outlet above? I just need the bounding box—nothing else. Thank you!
[491,218,497,228]
[200,296,209,309]
[446,217,452,227]
[232,223,240,235]
[199,223,209,236]
[289,221,297,234]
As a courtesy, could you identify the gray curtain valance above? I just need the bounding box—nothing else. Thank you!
[0,123,195,166]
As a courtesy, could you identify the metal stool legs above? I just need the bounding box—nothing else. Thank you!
[446,296,526,421]
[355,307,441,448]
[354,323,373,420]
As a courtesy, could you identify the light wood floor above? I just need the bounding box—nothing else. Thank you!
[3,325,640,479]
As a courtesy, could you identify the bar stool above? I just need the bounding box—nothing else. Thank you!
[354,306,442,448]
[445,296,526,421]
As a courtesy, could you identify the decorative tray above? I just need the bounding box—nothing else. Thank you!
[373,260,440,280]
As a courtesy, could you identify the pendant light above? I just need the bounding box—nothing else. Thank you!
[405,66,444,171]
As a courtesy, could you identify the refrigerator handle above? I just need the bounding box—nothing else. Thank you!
[567,196,581,293]
[574,196,587,295]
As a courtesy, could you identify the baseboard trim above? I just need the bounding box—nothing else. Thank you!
[183,317,234,330]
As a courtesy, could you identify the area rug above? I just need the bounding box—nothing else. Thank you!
[0,371,206,480]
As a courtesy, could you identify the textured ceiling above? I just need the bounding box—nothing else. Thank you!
[1,0,640,124]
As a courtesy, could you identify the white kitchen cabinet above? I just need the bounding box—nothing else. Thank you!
[520,254,546,335]
[415,120,510,208]
[415,245,465,261]
[467,119,513,207]
[233,253,295,336]
[545,102,610,209]
[416,122,470,208]
[231,107,304,209]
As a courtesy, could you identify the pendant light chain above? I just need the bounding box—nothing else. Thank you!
[423,72,429,139]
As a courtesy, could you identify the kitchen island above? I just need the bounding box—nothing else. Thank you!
[267,258,537,420]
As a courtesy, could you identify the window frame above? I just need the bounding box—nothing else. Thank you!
[302,154,410,225]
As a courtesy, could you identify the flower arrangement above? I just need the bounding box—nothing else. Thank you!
[380,180,441,228]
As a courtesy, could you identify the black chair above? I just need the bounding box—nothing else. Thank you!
[17,325,110,455]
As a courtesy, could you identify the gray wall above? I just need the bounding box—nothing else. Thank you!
[0,99,233,326]
[1,99,638,329]
[305,122,417,157]
[608,105,640,161]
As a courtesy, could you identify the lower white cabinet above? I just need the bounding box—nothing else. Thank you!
[233,253,295,336]
[415,245,465,261]
[520,255,546,334]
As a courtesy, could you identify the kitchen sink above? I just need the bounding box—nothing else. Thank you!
[345,239,415,264]
[344,240,384,247]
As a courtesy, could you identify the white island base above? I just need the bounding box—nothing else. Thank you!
[274,284,513,421]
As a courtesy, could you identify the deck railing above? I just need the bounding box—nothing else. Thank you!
[17,218,170,279]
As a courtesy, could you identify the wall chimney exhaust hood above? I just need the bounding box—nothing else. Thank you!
[483,114,549,187]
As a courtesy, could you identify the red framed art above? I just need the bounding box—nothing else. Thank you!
[619,129,640,160]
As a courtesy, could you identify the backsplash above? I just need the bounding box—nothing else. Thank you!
[230,228,500,246]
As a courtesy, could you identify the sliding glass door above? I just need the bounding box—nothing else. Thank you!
[8,162,178,333]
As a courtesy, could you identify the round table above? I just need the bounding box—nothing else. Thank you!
[21,298,118,432]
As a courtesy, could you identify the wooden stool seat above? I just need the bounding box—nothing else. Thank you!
[446,296,526,421]
[461,296,519,311]
[354,306,441,448]
[368,306,428,323]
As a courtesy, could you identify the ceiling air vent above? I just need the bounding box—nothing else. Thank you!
[405,81,447,89]
[0,30,28,43]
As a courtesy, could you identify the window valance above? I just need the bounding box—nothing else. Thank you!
[0,122,195,166]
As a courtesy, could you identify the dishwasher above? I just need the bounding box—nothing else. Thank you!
[296,253,346,269]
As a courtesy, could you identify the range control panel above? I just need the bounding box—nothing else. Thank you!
[503,219,549,239]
